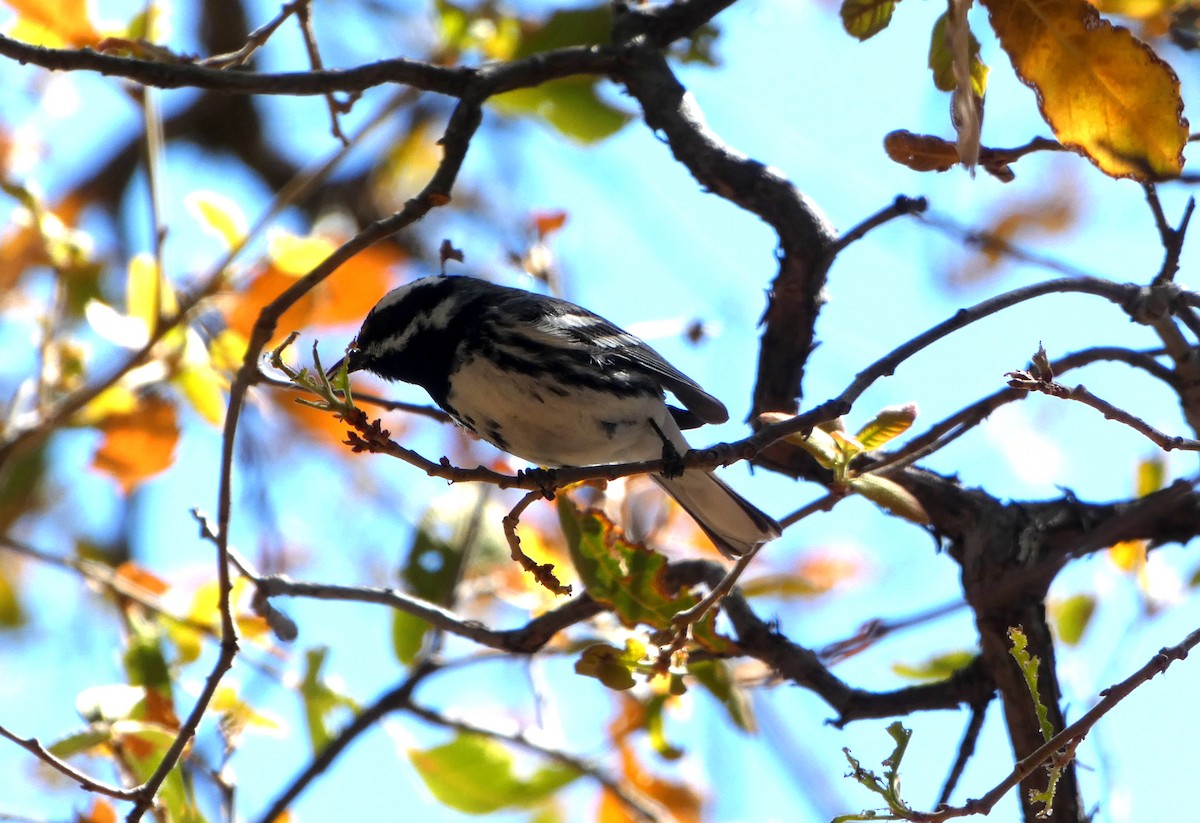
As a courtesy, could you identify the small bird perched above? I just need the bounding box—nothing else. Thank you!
[328,274,780,558]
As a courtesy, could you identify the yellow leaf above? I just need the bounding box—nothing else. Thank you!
[1108,539,1147,573]
[74,384,139,425]
[4,0,102,47]
[981,0,1187,179]
[90,397,179,494]
[126,253,176,328]
[173,365,226,426]
[268,231,336,276]
[854,403,918,451]
[1135,455,1166,497]
[186,191,247,250]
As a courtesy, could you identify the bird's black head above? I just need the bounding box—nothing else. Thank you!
[329,275,488,406]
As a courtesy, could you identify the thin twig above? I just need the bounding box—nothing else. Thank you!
[937,699,990,808]
[0,724,137,801]
[817,195,928,277]
[291,0,349,144]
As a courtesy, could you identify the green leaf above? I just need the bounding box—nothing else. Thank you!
[854,403,918,451]
[928,13,988,96]
[393,525,465,665]
[48,726,113,758]
[492,77,631,144]
[410,733,580,814]
[838,721,914,818]
[574,641,643,691]
[841,0,899,40]
[513,6,610,56]
[848,473,930,524]
[1007,627,1054,742]
[892,650,977,683]
[0,560,25,628]
[299,647,359,753]
[645,694,685,760]
[558,499,732,652]
[1049,593,1096,646]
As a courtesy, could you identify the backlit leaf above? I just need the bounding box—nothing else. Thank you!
[840,0,899,40]
[1135,455,1166,497]
[981,0,1188,179]
[1049,593,1096,645]
[928,12,987,96]
[4,0,102,47]
[186,191,247,250]
[91,396,179,494]
[855,403,918,451]
[892,650,976,682]
[558,500,733,652]
[410,733,579,814]
[848,473,930,524]
[493,77,631,144]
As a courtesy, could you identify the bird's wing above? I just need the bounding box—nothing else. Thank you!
[520,295,730,425]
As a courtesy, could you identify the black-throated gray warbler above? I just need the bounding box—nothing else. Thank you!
[329,274,780,558]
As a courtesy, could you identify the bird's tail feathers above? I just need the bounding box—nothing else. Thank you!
[652,471,780,559]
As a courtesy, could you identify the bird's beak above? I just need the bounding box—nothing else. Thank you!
[324,342,358,381]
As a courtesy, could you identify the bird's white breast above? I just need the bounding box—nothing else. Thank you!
[445,356,687,467]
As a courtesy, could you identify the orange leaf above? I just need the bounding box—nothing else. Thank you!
[222,264,316,346]
[532,209,568,238]
[77,799,118,823]
[599,741,702,823]
[91,397,179,494]
[114,562,170,596]
[5,0,102,47]
[307,242,401,326]
[981,0,1187,179]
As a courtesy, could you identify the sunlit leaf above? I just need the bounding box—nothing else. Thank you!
[599,740,703,823]
[854,403,918,451]
[847,473,930,524]
[928,13,988,96]
[981,0,1188,179]
[892,650,976,682]
[840,0,899,40]
[47,726,112,758]
[114,562,170,596]
[575,641,643,691]
[173,364,226,426]
[186,191,247,250]
[299,647,359,754]
[410,733,579,814]
[393,525,464,665]
[77,799,118,823]
[1135,455,1166,497]
[558,500,733,652]
[1049,593,1096,645]
[1108,539,1147,573]
[90,396,179,494]
[126,253,177,328]
[212,683,284,737]
[4,0,103,47]
[492,77,631,144]
[0,560,25,628]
